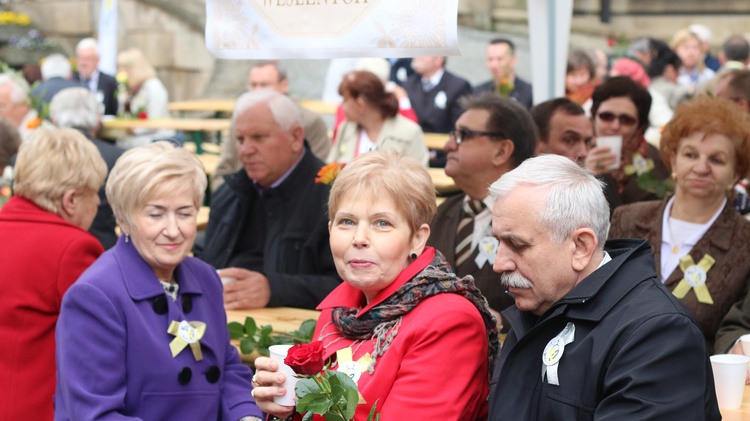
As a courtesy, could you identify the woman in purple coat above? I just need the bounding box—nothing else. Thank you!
[54,142,262,420]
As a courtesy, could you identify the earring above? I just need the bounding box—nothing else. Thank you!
[410,252,418,260]
[125,234,130,243]
[671,172,677,180]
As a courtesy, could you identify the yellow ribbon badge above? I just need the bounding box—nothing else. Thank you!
[336,347,372,404]
[623,153,654,176]
[672,254,715,304]
[168,320,207,361]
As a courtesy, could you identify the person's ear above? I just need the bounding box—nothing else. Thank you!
[289,124,305,151]
[491,139,515,167]
[570,227,599,272]
[410,223,431,256]
[60,189,78,219]
[279,78,290,94]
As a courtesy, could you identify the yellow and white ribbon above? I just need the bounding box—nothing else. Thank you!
[672,254,715,304]
[336,347,372,404]
[168,320,207,361]
[623,153,654,176]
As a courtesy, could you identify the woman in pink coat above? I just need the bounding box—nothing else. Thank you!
[252,150,499,420]
[0,128,107,420]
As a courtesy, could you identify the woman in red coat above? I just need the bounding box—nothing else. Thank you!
[252,150,499,420]
[0,128,107,420]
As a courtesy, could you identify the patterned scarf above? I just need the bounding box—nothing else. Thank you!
[331,250,500,374]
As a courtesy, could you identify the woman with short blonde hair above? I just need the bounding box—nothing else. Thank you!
[14,127,106,214]
[670,28,715,91]
[253,150,497,420]
[55,141,263,420]
[0,127,106,419]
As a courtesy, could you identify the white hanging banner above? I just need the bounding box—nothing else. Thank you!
[98,0,118,75]
[205,0,460,59]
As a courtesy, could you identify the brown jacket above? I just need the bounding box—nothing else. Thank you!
[609,197,750,352]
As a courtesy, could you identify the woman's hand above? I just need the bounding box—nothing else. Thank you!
[728,342,750,385]
[252,357,296,418]
[584,145,618,175]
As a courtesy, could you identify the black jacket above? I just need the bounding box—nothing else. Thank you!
[198,150,341,309]
[489,239,720,421]
[73,71,118,116]
[404,70,473,134]
[474,75,533,109]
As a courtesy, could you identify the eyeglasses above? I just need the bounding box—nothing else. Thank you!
[596,111,638,126]
[449,128,505,145]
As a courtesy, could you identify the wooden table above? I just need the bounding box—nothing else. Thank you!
[721,386,750,420]
[168,99,235,114]
[167,98,339,116]
[102,117,231,154]
[428,168,459,195]
[226,307,320,334]
[424,132,449,150]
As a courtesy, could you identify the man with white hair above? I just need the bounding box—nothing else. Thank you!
[72,38,118,116]
[49,87,124,249]
[213,61,331,190]
[0,73,42,140]
[690,23,721,72]
[487,154,720,420]
[200,89,340,310]
[30,53,81,111]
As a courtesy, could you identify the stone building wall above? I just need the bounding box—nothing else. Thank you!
[5,0,216,101]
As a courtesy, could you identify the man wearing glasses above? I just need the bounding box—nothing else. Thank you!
[583,76,670,207]
[427,93,537,331]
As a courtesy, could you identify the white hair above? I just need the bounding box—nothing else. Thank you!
[0,73,30,106]
[689,24,712,43]
[49,87,101,131]
[76,37,99,55]
[41,54,72,80]
[232,89,302,131]
[489,154,610,248]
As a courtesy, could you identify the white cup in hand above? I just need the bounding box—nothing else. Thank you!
[711,354,749,409]
[595,135,622,169]
[269,345,300,406]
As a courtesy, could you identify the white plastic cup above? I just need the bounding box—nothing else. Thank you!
[739,334,750,356]
[268,344,299,406]
[216,270,235,285]
[710,354,749,409]
[595,135,622,169]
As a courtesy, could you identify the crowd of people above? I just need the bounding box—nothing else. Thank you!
[3,23,750,421]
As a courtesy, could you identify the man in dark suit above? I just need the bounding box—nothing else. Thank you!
[474,38,533,109]
[30,54,81,113]
[49,87,124,249]
[403,56,473,134]
[72,38,118,116]
[427,92,537,331]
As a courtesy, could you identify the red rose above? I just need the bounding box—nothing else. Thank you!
[284,341,326,375]
[137,110,148,119]
[607,37,615,48]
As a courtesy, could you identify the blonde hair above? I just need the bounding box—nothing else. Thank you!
[117,48,157,88]
[670,28,706,72]
[106,141,206,230]
[14,127,107,214]
[328,150,436,234]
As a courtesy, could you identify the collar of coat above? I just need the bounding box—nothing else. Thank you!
[112,235,205,301]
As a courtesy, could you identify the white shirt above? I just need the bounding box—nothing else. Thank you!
[463,194,494,252]
[660,196,725,282]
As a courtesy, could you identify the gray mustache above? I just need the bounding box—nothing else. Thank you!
[501,271,532,289]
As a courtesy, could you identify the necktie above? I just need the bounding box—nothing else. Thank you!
[455,199,486,273]
[422,79,434,92]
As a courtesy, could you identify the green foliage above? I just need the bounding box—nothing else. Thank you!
[636,172,674,198]
[226,316,315,356]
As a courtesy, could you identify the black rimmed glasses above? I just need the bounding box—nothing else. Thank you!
[449,128,505,145]
[596,111,638,126]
